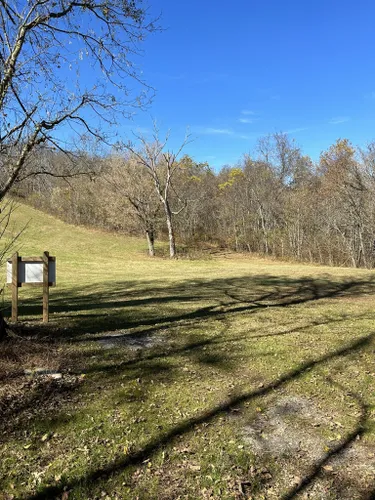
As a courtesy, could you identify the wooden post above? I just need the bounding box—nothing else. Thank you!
[43,251,49,323]
[11,252,19,322]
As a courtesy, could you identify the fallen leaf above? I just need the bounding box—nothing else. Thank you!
[189,464,201,471]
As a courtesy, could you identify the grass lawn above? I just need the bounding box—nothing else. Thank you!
[0,203,375,499]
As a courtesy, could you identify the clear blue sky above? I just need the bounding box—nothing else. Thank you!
[120,0,375,168]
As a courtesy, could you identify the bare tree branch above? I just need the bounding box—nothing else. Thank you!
[0,0,158,200]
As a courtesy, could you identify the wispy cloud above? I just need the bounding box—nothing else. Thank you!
[239,118,254,124]
[198,127,234,136]
[329,116,350,125]
[364,91,375,100]
[286,127,308,134]
[241,110,255,115]
[193,126,256,140]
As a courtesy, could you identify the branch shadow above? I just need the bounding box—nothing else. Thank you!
[4,273,374,497]
[69,312,369,379]
[12,274,375,343]
[281,378,370,499]
[29,331,375,499]
[0,374,82,444]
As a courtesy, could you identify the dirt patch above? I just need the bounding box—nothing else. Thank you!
[244,395,326,459]
[243,395,375,499]
[95,331,160,350]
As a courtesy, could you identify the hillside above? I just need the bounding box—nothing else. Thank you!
[0,203,375,499]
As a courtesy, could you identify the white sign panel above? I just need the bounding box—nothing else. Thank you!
[7,260,56,284]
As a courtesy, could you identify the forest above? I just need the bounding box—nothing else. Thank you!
[15,132,375,269]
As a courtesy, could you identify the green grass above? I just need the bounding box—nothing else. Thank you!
[0,203,375,499]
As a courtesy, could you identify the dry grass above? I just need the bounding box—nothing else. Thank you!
[0,203,374,499]
[0,337,58,381]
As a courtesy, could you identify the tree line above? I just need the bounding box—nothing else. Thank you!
[14,132,375,268]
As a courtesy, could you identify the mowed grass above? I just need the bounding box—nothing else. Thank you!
[0,203,375,499]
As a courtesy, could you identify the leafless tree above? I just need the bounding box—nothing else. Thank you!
[0,198,27,339]
[0,0,157,200]
[256,132,301,184]
[104,155,162,256]
[124,128,190,258]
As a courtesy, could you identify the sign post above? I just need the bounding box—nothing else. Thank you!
[7,252,56,323]
[11,252,19,322]
[43,251,49,323]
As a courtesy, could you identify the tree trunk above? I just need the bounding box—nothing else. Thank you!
[234,222,239,252]
[164,202,176,258]
[0,312,8,341]
[358,227,367,268]
[145,229,155,257]
[258,205,269,254]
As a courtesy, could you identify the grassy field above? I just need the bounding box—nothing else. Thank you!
[0,203,375,500]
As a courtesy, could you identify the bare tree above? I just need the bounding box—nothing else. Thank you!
[0,0,157,338]
[0,199,27,340]
[125,129,190,258]
[104,155,162,256]
[256,132,301,184]
[0,0,157,200]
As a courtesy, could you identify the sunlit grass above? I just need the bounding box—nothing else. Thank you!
[0,203,374,499]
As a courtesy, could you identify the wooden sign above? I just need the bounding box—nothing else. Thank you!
[7,251,56,323]
[7,258,56,285]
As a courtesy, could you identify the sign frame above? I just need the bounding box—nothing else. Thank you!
[7,251,56,322]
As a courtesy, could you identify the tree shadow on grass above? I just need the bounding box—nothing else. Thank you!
[12,274,375,342]
[0,322,237,448]
[4,273,375,498]
[64,312,368,380]
[29,331,375,499]
[281,379,370,499]
[0,374,83,445]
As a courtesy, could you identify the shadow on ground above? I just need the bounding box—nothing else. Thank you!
[2,273,375,498]
[11,273,375,342]
[28,331,375,499]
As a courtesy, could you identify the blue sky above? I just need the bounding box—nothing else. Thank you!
[120,0,375,168]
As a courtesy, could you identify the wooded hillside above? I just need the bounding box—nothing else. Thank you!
[16,133,375,268]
